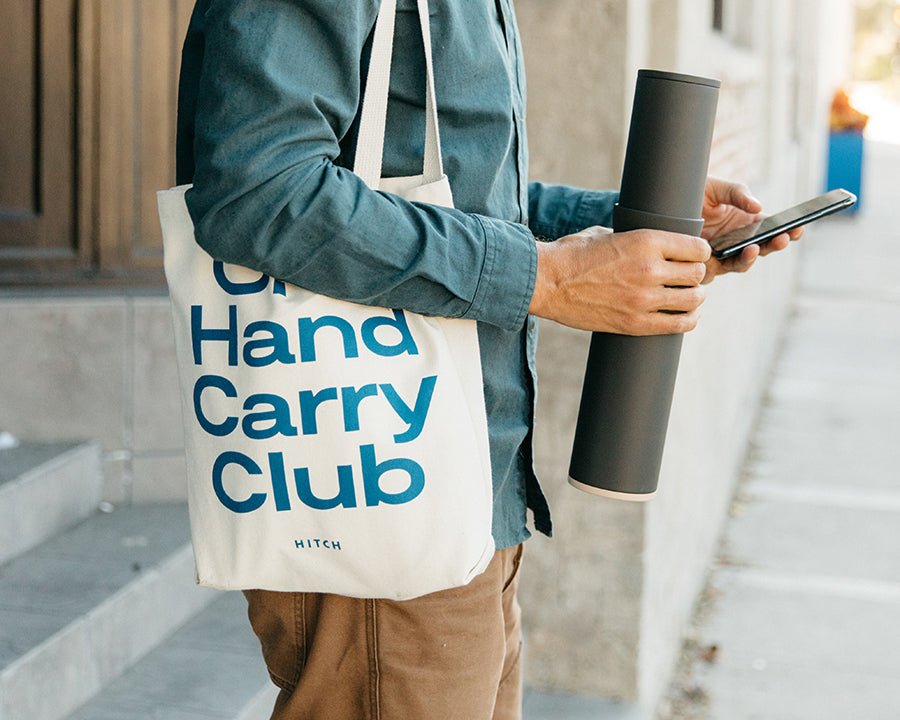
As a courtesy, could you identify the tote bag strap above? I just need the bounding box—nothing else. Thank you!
[353,0,444,189]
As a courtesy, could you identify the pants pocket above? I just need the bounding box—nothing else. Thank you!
[243,590,305,691]
[501,543,524,594]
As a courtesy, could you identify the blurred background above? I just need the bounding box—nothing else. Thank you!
[1,1,897,719]
[852,0,900,140]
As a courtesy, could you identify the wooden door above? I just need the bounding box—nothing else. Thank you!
[0,0,83,282]
[0,0,194,286]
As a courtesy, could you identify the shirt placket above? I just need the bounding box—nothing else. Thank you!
[495,0,528,225]
[495,0,551,536]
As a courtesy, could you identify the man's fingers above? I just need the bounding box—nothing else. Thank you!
[710,177,763,214]
[665,260,708,288]
[725,183,762,214]
[758,227,802,257]
[653,231,712,262]
[758,233,791,256]
[639,308,703,335]
[726,247,759,273]
[655,285,706,313]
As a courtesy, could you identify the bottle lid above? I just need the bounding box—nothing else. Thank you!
[638,69,721,89]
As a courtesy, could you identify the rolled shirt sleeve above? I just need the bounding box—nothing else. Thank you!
[184,0,536,333]
[469,215,537,332]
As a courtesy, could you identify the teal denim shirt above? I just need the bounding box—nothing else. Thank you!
[176,0,617,548]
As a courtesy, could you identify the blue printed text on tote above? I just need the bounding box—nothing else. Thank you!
[189,263,438,514]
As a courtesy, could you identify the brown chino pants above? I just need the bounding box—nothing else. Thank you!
[242,544,524,720]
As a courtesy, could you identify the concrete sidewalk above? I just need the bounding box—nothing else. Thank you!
[663,140,900,719]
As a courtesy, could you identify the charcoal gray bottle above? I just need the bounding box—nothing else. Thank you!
[568,69,720,500]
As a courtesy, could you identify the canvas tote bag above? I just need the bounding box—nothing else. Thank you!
[157,0,494,600]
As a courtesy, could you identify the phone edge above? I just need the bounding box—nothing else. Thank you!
[713,191,857,260]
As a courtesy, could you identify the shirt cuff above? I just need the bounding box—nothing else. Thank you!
[463,215,537,332]
[573,190,619,231]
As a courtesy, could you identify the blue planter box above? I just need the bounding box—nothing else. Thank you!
[826,130,864,211]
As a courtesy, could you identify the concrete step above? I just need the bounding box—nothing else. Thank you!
[0,441,103,566]
[0,503,217,720]
[63,593,277,720]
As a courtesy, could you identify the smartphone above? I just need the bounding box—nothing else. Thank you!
[710,188,857,260]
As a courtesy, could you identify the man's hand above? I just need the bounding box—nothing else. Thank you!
[700,177,803,283]
[529,226,711,335]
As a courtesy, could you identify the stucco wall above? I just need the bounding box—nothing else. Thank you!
[515,0,631,189]
[515,0,847,706]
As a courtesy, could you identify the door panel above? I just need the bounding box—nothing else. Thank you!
[0,0,194,286]
[0,0,79,276]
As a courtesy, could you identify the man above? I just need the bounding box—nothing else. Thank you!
[176,1,798,718]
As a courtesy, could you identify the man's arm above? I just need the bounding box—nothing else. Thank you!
[189,0,712,338]
[527,182,618,239]
[187,0,536,332]
[527,177,803,333]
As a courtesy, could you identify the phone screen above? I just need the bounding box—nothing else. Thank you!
[710,189,856,259]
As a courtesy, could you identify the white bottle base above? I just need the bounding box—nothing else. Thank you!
[568,477,657,502]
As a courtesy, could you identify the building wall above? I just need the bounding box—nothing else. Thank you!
[0,293,184,505]
[515,0,852,706]
[517,0,632,189]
